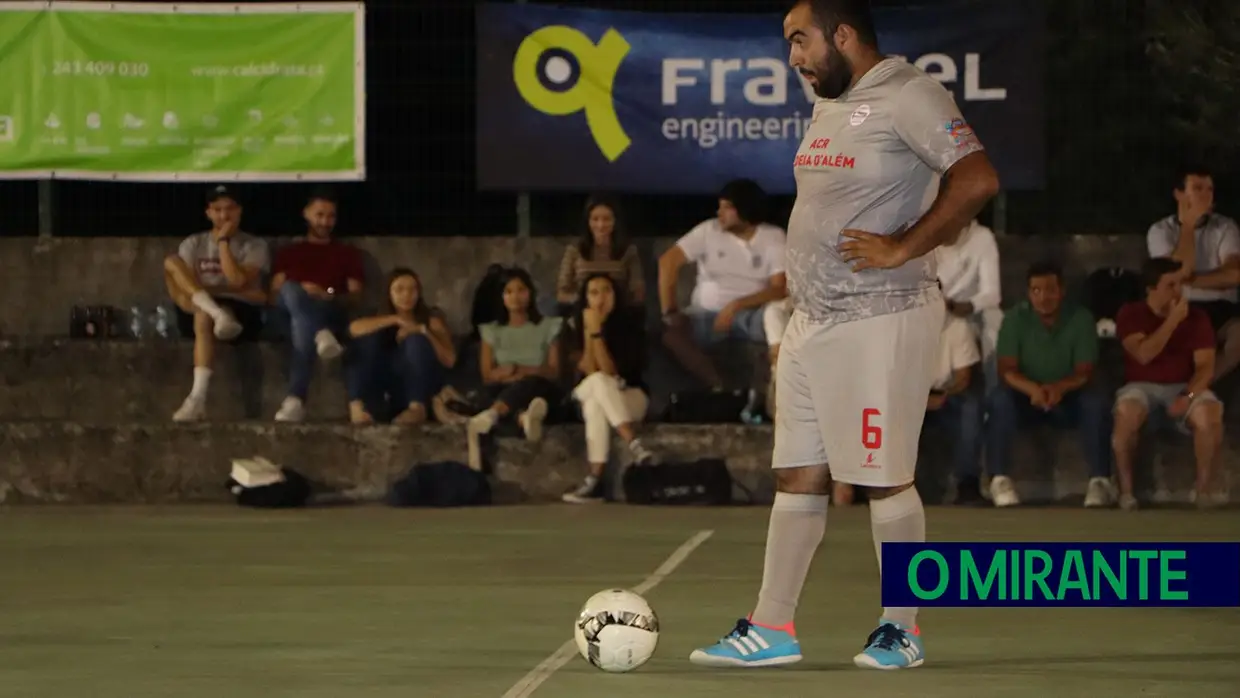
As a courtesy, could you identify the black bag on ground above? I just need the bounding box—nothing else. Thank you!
[622,458,733,505]
[387,461,492,507]
[228,467,312,509]
[661,389,750,423]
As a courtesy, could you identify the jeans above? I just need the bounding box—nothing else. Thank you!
[686,306,768,346]
[985,385,1112,478]
[347,332,445,419]
[924,391,984,479]
[278,283,348,400]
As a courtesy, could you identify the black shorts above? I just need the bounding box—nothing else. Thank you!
[176,298,265,342]
[1189,300,1237,335]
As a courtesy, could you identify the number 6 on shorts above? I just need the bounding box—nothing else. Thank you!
[861,408,882,450]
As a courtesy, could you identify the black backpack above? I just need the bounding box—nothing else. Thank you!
[387,461,492,508]
[1084,267,1142,322]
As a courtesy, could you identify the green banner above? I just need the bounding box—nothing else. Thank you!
[0,2,365,181]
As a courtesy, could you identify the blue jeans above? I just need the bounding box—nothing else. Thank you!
[985,385,1112,478]
[277,283,348,400]
[687,307,766,346]
[347,332,445,419]
[925,391,984,479]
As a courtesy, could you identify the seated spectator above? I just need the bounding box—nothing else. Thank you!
[986,262,1113,508]
[1147,165,1240,383]
[269,190,365,422]
[1112,257,1225,510]
[467,268,564,470]
[560,274,656,504]
[163,185,269,422]
[936,218,1003,389]
[346,268,457,425]
[555,195,644,312]
[927,315,985,504]
[658,178,790,393]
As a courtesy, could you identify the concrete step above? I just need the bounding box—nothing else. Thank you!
[0,422,1232,505]
[0,338,768,425]
[0,339,350,422]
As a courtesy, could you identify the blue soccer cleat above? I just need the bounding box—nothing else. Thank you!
[688,618,803,668]
[853,620,925,670]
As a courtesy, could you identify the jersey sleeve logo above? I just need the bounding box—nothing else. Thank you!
[944,118,978,148]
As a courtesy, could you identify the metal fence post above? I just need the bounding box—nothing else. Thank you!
[37,179,54,238]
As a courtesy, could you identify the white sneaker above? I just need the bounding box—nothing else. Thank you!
[315,329,343,360]
[173,395,206,422]
[1084,477,1116,508]
[466,409,498,471]
[1119,493,1139,511]
[989,475,1020,507]
[275,396,305,423]
[213,309,243,341]
[520,397,548,442]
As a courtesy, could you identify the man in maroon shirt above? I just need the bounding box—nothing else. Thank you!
[1113,257,1223,509]
[270,190,366,421]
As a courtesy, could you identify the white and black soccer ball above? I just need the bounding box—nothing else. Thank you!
[573,589,660,673]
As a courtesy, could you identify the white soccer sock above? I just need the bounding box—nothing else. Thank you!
[189,367,212,400]
[190,291,225,321]
[870,487,925,629]
[751,492,828,629]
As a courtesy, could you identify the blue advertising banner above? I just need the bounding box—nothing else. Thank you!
[475,1,1044,195]
[881,543,1240,608]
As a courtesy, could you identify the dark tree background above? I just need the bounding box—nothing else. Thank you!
[0,0,1234,238]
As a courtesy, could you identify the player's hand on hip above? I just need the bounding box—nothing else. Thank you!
[838,229,911,272]
[712,304,736,333]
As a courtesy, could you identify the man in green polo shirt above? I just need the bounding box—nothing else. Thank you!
[986,261,1114,508]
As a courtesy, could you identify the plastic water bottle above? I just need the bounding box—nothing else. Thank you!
[740,388,764,425]
[129,306,145,339]
[154,306,171,338]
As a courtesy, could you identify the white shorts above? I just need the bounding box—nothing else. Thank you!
[772,299,945,487]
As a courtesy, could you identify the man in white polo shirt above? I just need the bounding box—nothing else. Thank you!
[1147,165,1240,383]
[658,178,790,390]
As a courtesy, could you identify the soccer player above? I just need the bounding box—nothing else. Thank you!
[689,0,999,670]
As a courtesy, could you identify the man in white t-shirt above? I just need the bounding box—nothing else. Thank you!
[936,218,1003,388]
[658,179,790,389]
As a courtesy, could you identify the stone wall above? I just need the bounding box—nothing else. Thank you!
[0,233,1148,338]
[1,421,1227,506]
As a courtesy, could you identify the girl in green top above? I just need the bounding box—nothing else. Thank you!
[466,267,564,470]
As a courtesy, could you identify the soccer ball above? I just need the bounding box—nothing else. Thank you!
[573,588,660,673]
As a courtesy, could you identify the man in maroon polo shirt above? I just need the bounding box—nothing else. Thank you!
[270,190,365,422]
[1112,257,1224,510]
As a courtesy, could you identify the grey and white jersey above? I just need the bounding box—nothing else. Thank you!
[787,58,985,323]
[178,231,270,299]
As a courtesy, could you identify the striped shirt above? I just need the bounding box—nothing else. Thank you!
[556,242,645,302]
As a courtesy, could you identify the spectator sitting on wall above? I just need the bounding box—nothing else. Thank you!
[657,178,791,397]
[1147,165,1240,384]
[561,273,657,504]
[1112,257,1225,510]
[986,261,1114,508]
[467,267,564,470]
[269,189,365,422]
[345,268,456,425]
[164,185,270,422]
[555,195,645,315]
[936,218,1003,389]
